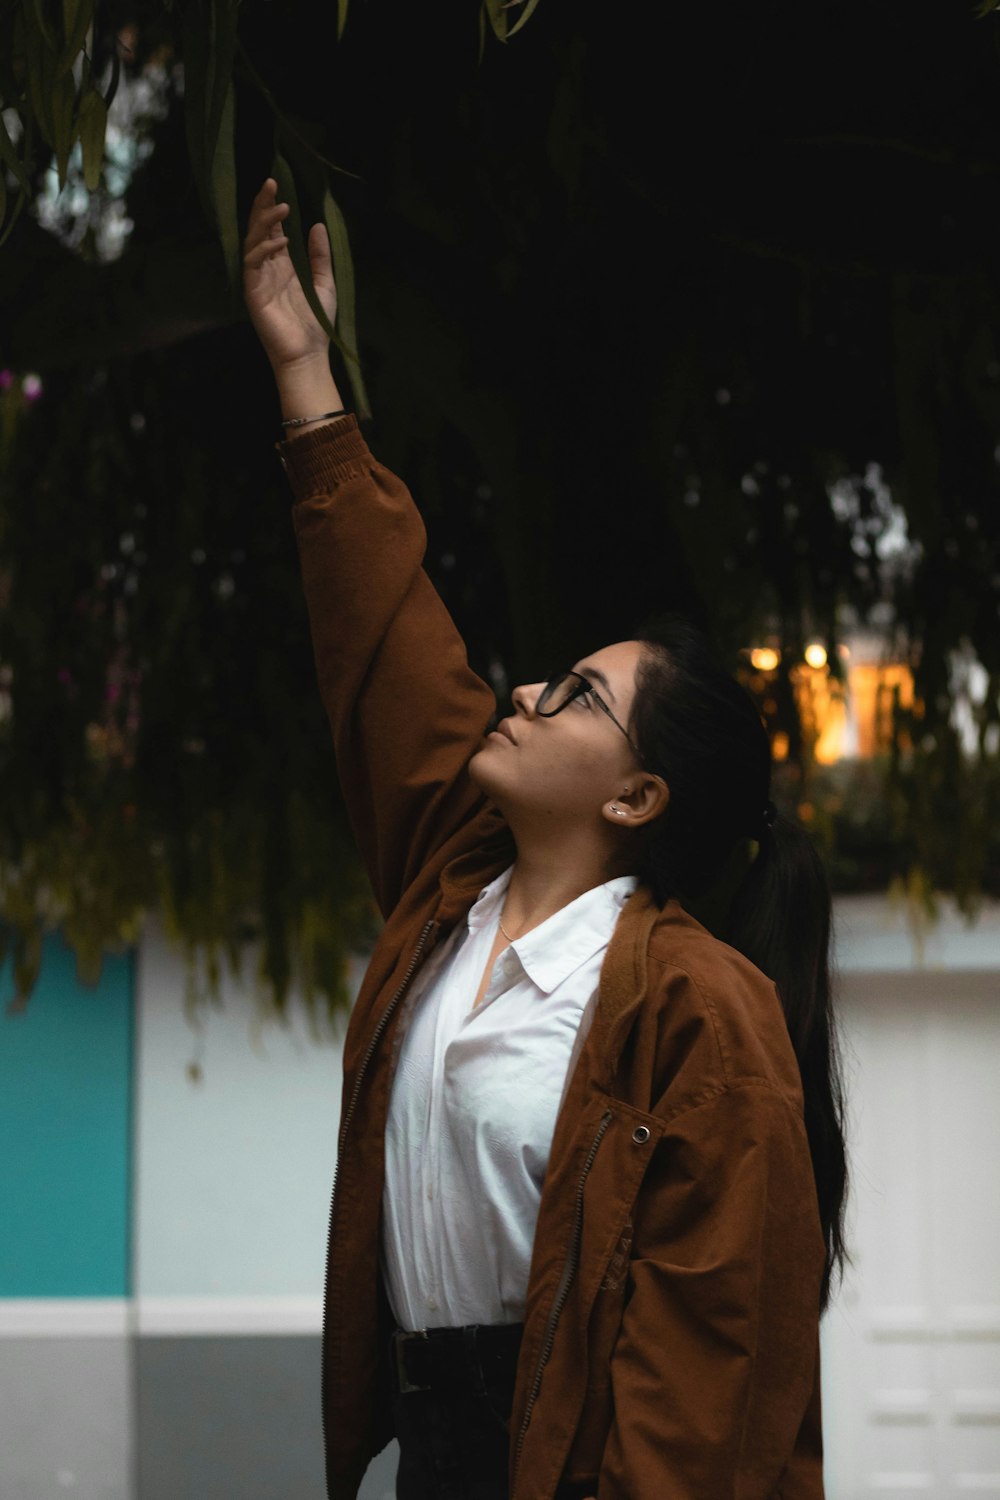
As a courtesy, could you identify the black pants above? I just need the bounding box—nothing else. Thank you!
[390,1324,522,1500]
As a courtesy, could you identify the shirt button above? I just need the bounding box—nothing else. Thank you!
[426,1185,433,1200]
[427,1297,438,1312]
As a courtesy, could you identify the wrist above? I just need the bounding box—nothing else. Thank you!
[273,357,344,430]
[270,350,331,380]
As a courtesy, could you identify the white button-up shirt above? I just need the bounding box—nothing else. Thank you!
[381,864,637,1331]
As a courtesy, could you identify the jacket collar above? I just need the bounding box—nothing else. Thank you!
[588,883,663,1068]
[435,804,515,928]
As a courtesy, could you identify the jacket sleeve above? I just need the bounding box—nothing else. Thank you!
[281,417,497,917]
[597,1083,825,1500]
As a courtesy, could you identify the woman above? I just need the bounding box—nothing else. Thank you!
[243,178,846,1500]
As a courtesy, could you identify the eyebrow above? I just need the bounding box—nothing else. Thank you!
[574,664,616,705]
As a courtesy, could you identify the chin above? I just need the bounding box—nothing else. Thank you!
[468,741,511,803]
[467,743,493,791]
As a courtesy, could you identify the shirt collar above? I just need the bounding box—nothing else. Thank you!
[467,864,514,934]
[468,865,638,995]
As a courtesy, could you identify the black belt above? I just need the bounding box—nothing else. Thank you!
[391,1323,524,1397]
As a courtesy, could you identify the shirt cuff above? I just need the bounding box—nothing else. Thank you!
[275,414,373,496]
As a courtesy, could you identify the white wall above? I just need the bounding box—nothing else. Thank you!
[133,916,355,1313]
[834,891,1000,972]
[824,901,1000,1499]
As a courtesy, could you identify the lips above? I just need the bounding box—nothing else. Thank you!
[496,719,517,745]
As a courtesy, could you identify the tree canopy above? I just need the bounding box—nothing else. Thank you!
[1,1,999,1011]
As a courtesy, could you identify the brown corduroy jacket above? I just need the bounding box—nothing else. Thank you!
[282,416,827,1500]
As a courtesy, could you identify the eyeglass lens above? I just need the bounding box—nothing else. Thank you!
[537,672,580,714]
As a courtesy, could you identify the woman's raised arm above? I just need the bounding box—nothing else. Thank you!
[242,180,497,917]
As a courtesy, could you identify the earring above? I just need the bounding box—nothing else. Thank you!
[611,805,626,816]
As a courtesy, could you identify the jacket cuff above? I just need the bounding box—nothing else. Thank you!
[275,415,372,497]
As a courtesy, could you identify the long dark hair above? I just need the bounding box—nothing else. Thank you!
[629,615,848,1311]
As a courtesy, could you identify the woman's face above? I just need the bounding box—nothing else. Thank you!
[468,640,649,827]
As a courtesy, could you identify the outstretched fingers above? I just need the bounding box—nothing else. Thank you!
[245,202,289,257]
[243,227,289,272]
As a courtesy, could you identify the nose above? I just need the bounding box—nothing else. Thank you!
[511,680,544,716]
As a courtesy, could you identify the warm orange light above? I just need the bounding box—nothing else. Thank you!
[791,663,845,765]
[790,657,915,765]
[804,643,828,670]
[771,731,790,762]
[849,663,914,757]
[751,647,780,672]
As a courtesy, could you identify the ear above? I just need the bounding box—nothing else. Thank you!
[602,772,670,830]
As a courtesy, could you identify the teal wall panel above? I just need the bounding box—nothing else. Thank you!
[0,933,133,1296]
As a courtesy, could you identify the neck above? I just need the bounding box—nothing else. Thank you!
[499,823,632,937]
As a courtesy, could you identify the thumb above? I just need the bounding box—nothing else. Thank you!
[308,222,334,286]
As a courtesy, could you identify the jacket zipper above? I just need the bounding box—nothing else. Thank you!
[512,1107,614,1486]
[320,917,437,1458]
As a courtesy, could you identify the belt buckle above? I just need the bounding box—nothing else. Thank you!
[394,1328,431,1395]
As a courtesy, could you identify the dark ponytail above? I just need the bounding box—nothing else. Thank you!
[728,816,847,1312]
[630,616,848,1311]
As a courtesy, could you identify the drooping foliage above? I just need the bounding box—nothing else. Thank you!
[1,1,999,1011]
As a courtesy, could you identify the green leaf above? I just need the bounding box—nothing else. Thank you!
[271,147,337,342]
[0,111,28,189]
[58,0,94,77]
[102,37,121,107]
[62,0,82,38]
[337,0,349,41]
[321,186,370,418]
[204,0,240,197]
[504,0,543,39]
[189,0,241,229]
[0,112,28,248]
[27,0,56,50]
[51,69,76,188]
[482,0,508,43]
[78,85,107,190]
[210,79,240,297]
[24,18,56,145]
[274,131,371,417]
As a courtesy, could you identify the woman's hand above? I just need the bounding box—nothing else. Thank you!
[243,177,337,372]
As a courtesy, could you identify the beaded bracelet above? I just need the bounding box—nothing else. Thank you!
[280,409,347,429]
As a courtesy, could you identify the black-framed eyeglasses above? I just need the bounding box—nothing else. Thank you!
[536,670,645,763]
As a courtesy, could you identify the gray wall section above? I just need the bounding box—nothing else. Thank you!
[0,1336,133,1500]
[134,1335,397,1500]
[0,1332,397,1500]
[136,1336,324,1500]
